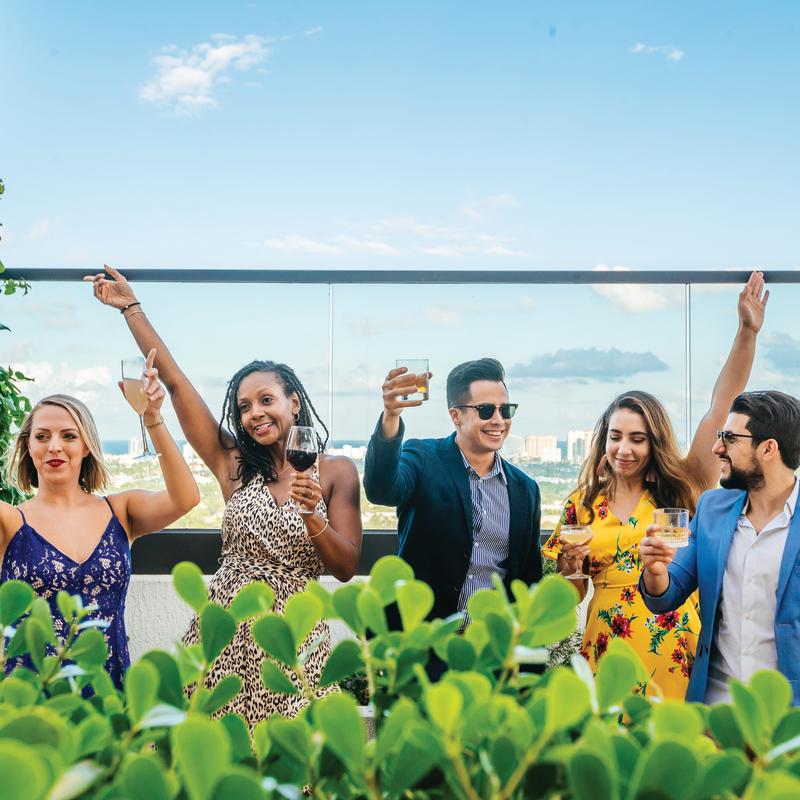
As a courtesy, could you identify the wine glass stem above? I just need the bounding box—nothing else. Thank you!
[139,415,150,454]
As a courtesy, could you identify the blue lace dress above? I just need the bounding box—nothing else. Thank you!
[0,499,132,688]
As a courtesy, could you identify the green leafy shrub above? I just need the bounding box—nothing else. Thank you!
[2,560,800,798]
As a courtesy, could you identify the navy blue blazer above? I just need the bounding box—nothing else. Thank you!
[640,487,800,704]
[364,417,543,621]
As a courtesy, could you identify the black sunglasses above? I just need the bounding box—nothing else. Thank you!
[716,430,756,446]
[452,403,519,420]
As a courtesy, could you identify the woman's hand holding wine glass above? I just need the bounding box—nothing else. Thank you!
[286,426,320,516]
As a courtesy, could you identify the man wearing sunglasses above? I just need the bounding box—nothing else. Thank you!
[639,390,800,704]
[364,357,542,645]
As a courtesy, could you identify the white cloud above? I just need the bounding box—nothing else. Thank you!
[483,244,529,257]
[140,34,269,115]
[592,264,683,312]
[304,26,323,36]
[461,206,481,221]
[424,305,461,325]
[26,218,61,241]
[13,362,114,397]
[420,245,465,258]
[331,235,399,255]
[263,235,344,254]
[630,42,684,62]
[487,193,519,208]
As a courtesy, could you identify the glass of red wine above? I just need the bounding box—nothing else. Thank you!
[286,425,318,515]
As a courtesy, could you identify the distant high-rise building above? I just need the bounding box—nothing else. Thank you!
[567,430,594,463]
[525,435,558,461]
[127,437,140,457]
[502,434,526,457]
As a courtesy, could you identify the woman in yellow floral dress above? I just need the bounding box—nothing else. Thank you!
[544,271,769,699]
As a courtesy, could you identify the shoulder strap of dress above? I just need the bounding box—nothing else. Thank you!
[102,496,115,515]
[17,507,27,527]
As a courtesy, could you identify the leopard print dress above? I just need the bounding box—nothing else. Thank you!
[182,467,336,726]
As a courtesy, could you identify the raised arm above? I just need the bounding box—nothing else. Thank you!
[111,350,200,538]
[85,266,238,495]
[685,271,768,489]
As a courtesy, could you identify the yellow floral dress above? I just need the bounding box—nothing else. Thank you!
[543,491,699,700]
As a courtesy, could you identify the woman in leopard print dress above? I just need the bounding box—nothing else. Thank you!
[88,267,363,726]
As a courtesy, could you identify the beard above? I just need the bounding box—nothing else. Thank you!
[720,457,765,491]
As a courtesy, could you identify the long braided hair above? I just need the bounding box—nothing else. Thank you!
[219,360,329,486]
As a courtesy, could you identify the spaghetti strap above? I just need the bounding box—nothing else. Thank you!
[102,496,114,513]
[17,507,27,527]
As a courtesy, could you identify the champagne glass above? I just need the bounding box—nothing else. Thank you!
[121,356,156,459]
[654,508,690,548]
[559,524,593,580]
[286,425,318,515]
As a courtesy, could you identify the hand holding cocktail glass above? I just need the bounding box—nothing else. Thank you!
[120,347,163,459]
[382,362,432,414]
[640,508,690,576]
[557,525,594,580]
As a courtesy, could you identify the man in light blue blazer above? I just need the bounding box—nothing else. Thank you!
[639,390,800,704]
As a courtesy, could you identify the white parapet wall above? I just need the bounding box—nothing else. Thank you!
[124,575,354,662]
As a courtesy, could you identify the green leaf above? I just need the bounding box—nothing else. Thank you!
[121,754,172,800]
[200,603,237,664]
[731,679,771,754]
[595,647,639,711]
[251,615,297,668]
[375,697,420,762]
[466,587,508,622]
[751,669,793,732]
[708,704,745,749]
[141,650,186,708]
[319,639,363,688]
[331,583,365,635]
[75,715,112,759]
[384,724,442,796]
[546,667,591,732]
[0,677,38,707]
[369,555,414,605]
[521,574,579,646]
[0,740,52,800]
[356,586,388,635]
[268,716,311,765]
[425,682,463,737]
[24,617,49,671]
[486,611,513,663]
[125,660,160,723]
[260,661,299,695]
[283,592,323,649]
[630,741,699,800]
[447,637,477,671]
[205,675,243,715]
[651,701,704,741]
[212,771,269,800]
[48,761,104,800]
[301,580,335,617]
[172,562,209,614]
[172,716,232,800]
[0,580,34,627]
[69,628,108,668]
[315,692,366,771]
[569,750,617,800]
[690,751,750,800]
[228,581,274,622]
[139,704,189,729]
[219,714,253,763]
[395,579,434,630]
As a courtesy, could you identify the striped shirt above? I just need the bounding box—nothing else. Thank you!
[456,449,511,620]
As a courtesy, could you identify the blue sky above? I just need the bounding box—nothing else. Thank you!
[3,1,799,270]
[2,2,799,444]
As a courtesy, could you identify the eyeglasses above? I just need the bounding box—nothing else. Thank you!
[452,403,519,420]
[716,430,756,446]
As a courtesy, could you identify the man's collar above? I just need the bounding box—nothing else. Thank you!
[458,447,507,484]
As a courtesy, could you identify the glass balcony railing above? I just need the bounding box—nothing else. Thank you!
[3,269,798,544]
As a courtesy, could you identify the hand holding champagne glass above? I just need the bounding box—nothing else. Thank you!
[653,508,690,548]
[120,348,161,460]
[286,425,319,515]
[558,525,593,580]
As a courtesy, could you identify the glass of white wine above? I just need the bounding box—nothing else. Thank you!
[395,359,430,401]
[653,508,690,548]
[121,356,156,460]
[559,524,593,580]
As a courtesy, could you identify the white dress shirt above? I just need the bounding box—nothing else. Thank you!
[705,479,800,704]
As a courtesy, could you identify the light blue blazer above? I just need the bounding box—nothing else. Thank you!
[639,487,800,704]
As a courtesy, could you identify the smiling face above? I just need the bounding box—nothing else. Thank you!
[450,380,511,454]
[605,408,651,480]
[27,404,90,487]
[236,371,300,447]
[713,412,765,490]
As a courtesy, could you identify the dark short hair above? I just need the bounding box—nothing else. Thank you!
[446,358,507,407]
[730,390,800,470]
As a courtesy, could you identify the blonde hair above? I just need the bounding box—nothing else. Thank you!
[575,390,702,522]
[5,394,109,494]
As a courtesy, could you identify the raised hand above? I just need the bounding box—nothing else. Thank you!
[83,264,138,310]
[738,270,769,335]
[382,367,432,418]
